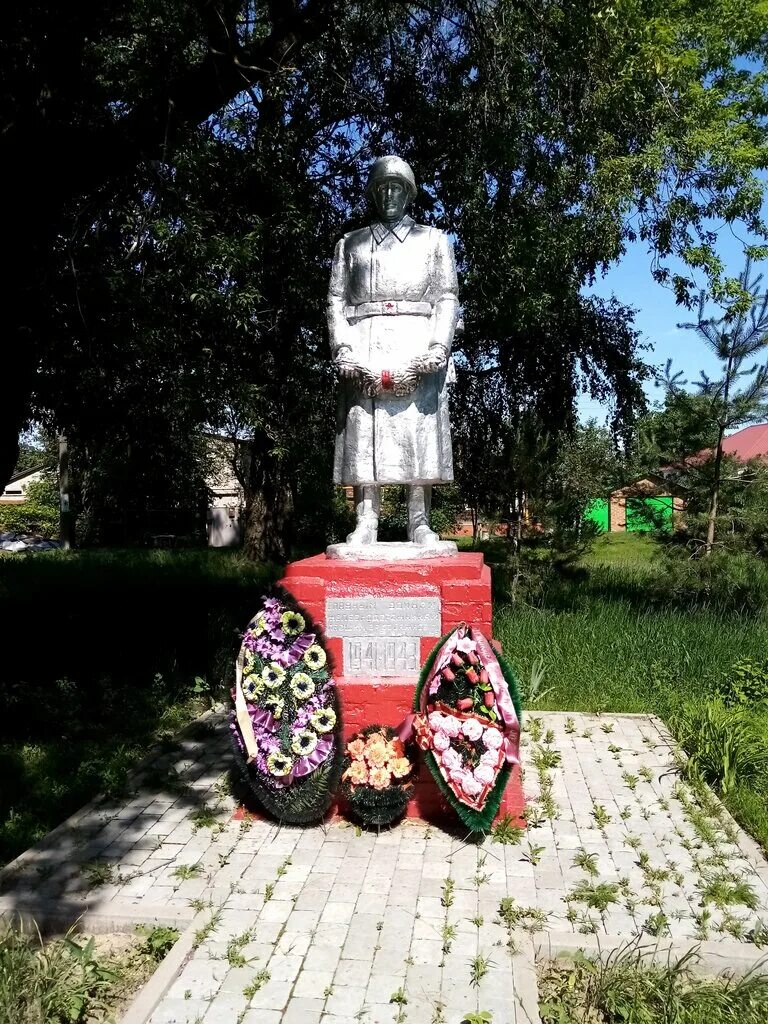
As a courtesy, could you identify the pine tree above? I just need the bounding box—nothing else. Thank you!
[672,259,768,555]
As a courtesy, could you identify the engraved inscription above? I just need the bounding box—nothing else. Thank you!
[325,596,440,638]
[326,596,440,678]
[345,637,420,677]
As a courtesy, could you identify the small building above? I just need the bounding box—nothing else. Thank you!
[0,466,49,504]
[205,435,245,547]
[585,475,684,534]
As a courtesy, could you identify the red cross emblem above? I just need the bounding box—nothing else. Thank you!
[384,302,394,310]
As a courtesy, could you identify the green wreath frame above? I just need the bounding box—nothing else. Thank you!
[414,626,523,835]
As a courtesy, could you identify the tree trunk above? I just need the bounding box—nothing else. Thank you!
[705,426,726,557]
[470,505,480,548]
[242,438,294,562]
[514,489,524,553]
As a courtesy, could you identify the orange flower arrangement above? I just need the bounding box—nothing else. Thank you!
[369,767,391,790]
[343,760,369,785]
[347,738,366,761]
[341,725,415,826]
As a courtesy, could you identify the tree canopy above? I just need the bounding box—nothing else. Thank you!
[5,1,768,554]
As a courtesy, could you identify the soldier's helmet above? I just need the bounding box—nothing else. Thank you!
[366,156,417,200]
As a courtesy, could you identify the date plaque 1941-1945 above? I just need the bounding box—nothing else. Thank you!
[325,595,441,678]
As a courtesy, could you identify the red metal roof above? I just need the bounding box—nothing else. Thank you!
[719,423,768,461]
[687,423,768,465]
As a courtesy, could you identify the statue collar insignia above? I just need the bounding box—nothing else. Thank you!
[370,215,415,245]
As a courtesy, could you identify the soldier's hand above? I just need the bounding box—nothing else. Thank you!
[391,366,419,396]
[359,367,383,397]
[336,356,359,380]
[413,349,446,375]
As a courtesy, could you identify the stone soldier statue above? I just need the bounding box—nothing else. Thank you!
[327,156,459,553]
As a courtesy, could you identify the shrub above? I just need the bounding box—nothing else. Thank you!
[653,548,768,613]
[670,697,768,795]
[0,502,58,537]
[716,658,768,707]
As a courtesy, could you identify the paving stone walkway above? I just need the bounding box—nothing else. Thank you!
[2,711,767,1024]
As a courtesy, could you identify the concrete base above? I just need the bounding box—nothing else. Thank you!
[326,540,458,560]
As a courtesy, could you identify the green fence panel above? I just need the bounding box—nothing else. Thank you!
[584,498,609,533]
[626,495,673,533]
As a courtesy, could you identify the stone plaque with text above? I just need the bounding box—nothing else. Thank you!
[325,596,440,677]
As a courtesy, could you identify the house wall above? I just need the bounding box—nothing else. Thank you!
[673,495,685,528]
[609,495,626,533]
[0,469,45,505]
[608,478,685,532]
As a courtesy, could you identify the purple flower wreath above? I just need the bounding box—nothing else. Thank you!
[230,591,342,824]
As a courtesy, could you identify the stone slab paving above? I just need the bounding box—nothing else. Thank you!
[2,711,768,1024]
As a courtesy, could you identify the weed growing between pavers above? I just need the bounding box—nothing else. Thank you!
[490,814,524,846]
[468,952,493,987]
[497,897,549,944]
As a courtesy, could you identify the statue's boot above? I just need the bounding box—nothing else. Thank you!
[408,484,440,546]
[346,484,380,545]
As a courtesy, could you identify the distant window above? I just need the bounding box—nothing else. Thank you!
[4,488,22,495]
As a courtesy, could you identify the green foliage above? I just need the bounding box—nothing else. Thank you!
[491,815,524,846]
[572,850,599,878]
[80,861,115,889]
[660,259,768,554]
[24,476,59,511]
[497,897,548,933]
[7,0,768,551]
[171,863,202,881]
[539,944,768,1024]
[653,547,768,613]
[242,968,270,1000]
[716,658,768,708]
[468,953,494,988]
[550,422,627,533]
[136,925,180,962]
[670,698,768,796]
[635,392,720,472]
[379,485,463,542]
[699,873,757,911]
[0,921,117,1024]
[569,881,620,914]
[0,502,58,538]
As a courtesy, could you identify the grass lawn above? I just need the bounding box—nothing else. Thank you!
[494,571,768,714]
[580,531,662,569]
[486,533,768,852]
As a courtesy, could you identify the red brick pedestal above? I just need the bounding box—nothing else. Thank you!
[279,552,525,826]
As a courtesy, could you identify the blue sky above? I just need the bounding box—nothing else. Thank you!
[577,221,766,424]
